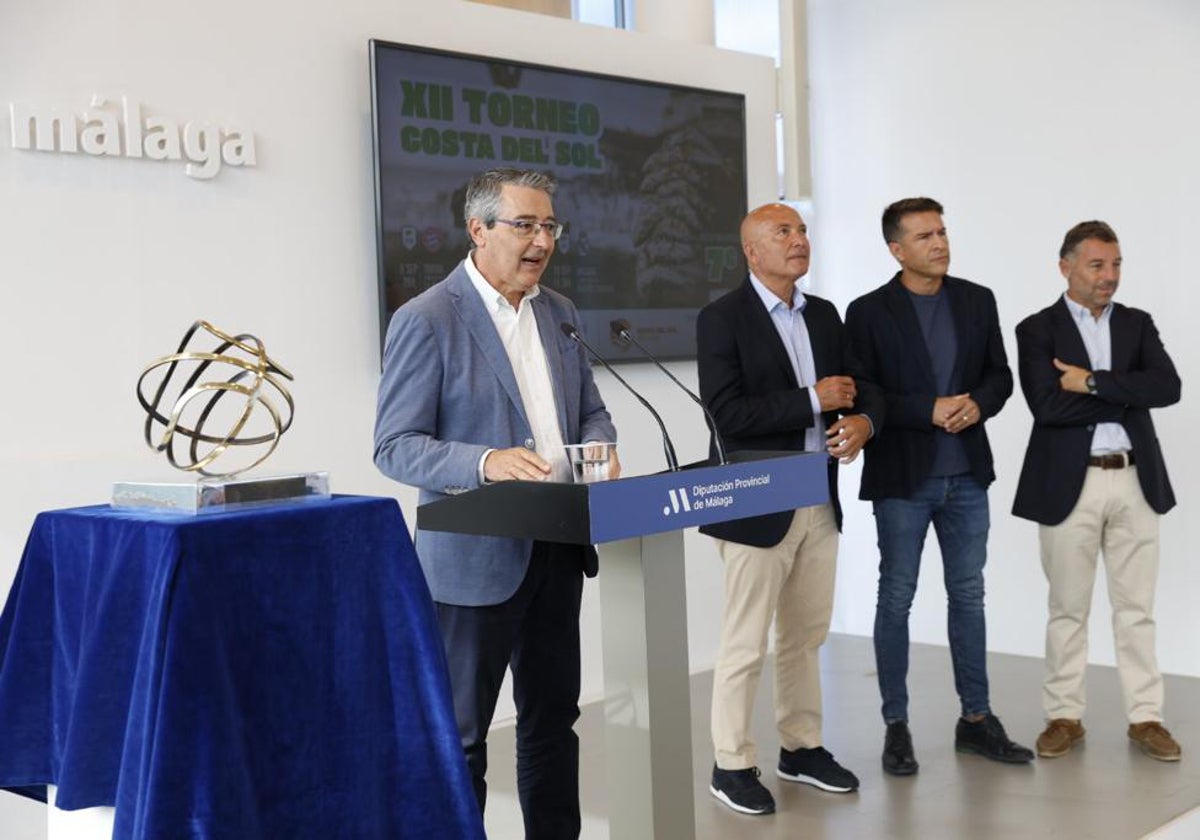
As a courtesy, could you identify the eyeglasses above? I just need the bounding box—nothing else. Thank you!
[490,218,565,240]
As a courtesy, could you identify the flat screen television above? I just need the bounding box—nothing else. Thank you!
[369,39,749,362]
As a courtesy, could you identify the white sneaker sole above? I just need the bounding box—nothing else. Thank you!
[774,768,857,793]
[709,784,775,815]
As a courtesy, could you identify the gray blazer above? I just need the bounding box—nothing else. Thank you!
[373,261,616,606]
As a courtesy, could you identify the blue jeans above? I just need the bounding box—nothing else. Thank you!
[872,474,991,724]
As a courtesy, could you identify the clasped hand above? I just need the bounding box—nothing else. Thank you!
[825,414,871,464]
[814,375,857,412]
[932,394,980,434]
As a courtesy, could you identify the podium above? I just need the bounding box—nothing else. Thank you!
[419,451,829,839]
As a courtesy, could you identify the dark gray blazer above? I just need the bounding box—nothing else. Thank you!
[374,262,616,606]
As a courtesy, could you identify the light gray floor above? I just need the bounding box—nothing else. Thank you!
[484,634,1200,840]
[0,791,43,840]
[3,634,1195,839]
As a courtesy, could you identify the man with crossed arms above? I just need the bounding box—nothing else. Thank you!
[1013,220,1182,762]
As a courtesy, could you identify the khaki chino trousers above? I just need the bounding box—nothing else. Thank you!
[711,503,838,769]
[1039,464,1164,724]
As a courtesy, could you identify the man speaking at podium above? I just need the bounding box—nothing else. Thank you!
[374,167,618,839]
[696,203,881,816]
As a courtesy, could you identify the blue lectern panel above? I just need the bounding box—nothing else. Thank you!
[586,452,828,543]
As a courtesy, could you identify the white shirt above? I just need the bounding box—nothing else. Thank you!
[1062,293,1133,455]
[465,255,570,483]
[749,274,825,452]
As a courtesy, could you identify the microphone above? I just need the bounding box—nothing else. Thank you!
[611,320,727,465]
[560,322,679,472]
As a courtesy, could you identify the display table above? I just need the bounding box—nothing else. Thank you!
[0,495,483,839]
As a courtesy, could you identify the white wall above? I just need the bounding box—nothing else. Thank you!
[808,0,1200,681]
[0,0,776,753]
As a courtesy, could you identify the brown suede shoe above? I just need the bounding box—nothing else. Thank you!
[1036,719,1085,758]
[1128,722,1182,762]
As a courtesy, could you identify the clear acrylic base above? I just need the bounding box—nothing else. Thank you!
[112,472,330,514]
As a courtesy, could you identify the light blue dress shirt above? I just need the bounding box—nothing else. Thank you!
[749,274,825,452]
[1062,293,1133,454]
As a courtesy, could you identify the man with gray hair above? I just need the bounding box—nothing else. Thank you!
[1013,221,1182,762]
[375,167,619,838]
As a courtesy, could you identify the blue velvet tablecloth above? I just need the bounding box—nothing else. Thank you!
[0,495,483,839]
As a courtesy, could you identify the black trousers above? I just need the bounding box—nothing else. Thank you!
[436,542,584,840]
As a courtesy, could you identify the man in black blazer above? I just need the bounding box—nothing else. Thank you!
[1013,221,1182,762]
[697,203,882,816]
[844,197,1033,776]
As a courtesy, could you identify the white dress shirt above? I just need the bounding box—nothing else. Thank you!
[465,255,570,483]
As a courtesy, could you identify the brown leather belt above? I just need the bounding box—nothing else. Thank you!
[1087,452,1135,469]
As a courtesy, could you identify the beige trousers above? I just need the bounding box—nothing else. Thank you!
[1040,465,1163,723]
[711,504,838,769]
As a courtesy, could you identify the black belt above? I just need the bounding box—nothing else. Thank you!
[1088,452,1134,469]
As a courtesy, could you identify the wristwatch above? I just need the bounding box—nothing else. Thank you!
[1085,374,1098,395]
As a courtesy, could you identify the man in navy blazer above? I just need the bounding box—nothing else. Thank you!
[697,203,882,816]
[374,168,618,839]
[1013,221,1182,762]
[844,197,1032,775]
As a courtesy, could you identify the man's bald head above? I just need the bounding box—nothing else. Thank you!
[741,203,810,296]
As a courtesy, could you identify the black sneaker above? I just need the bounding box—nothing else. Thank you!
[882,721,919,776]
[955,714,1035,763]
[710,764,776,815]
[777,746,859,792]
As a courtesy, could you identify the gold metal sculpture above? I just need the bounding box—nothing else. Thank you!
[136,320,295,477]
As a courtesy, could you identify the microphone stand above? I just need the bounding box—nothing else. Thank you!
[561,322,679,472]
[612,320,727,465]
